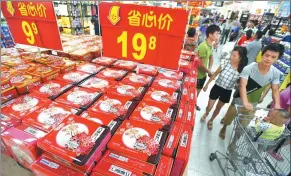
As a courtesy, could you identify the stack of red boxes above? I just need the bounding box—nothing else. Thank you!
[1,42,199,176]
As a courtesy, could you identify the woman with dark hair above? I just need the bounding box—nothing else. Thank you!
[201,46,248,130]
[91,17,101,36]
[184,27,197,51]
[237,29,253,46]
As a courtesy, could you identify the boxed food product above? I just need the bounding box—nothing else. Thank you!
[49,59,76,74]
[88,94,136,120]
[88,45,101,58]
[92,159,143,176]
[91,57,117,66]
[37,115,111,172]
[1,126,11,157]
[129,101,175,131]
[154,155,174,176]
[180,49,194,57]
[107,120,168,164]
[157,68,184,80]
[0,113,21,128]
[152,77,182,92]
[70,49,93,62]
[1,93,51,120]
[30,80,73,99]
[162,122,184,158]
[80,111,121,134]
[106,82,145,100]
[121,73,154,87]
[175,102,187,124]
[22,102,77,133]
[1,56,28,67]
[170,124,193,176]
[34,55,62,65]
[12,63,36,73]
[143,87,179,107]
[1,123,47,169]
[178,59,191,73]
[1,86,18,103]
[9,73,42,95]
[135,64,159,76]
[180,87,189,103]
[79,77,117,93]
[101,150,156,175]
[96,68,128,81]
[28,64,60,83]
[185,104,195,127]
[55,87,102,110]
[188,87,197,105]
[179,53,192,61]
[31,155,84,176]
[1,69,17,91]
[112,60,137,71]
[55,71,91,85]
[76,63,105,74]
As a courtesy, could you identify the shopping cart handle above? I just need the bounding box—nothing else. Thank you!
[252,131,263,142]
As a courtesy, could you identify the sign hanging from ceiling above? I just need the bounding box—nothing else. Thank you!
[1,1,63,50]
[99,3,188,69]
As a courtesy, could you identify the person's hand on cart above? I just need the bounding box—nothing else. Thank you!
[243,101,253,111]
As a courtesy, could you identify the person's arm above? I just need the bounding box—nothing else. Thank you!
[198,46,212,76]
[239,65,253,110]
[208,55,214,73]
[259,84,271,103]
[203,66,222,91]
[271,84,280,109]
[198,58,211,74]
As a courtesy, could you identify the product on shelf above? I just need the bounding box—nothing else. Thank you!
[162,122,184,157]
[185,104,195,127]
[107,120,168,164]
[28,64,60,83]
[152,77,183,92]
[30,80,73,99]
[96,68,128,81]
[79,77,117,93]
[1,69,17,91]
[143,87,179,107]
[1,93,51,120]
[55,86,102,110]
[91,57,117,66]
[70,49,93,61]
[121,73,154,87]
[1,126,12,157]
[12,63,37,73]
[55,70,91,84]
[135,64,159,76]
[112,60,137,71]
[158,68,184,80]
[106,82,146,100]
[88,94,136,120]
[188,87,197,105]
[37,115,111,173]
[49,59,77,74]
[34,55,63,65]
[76,63,105,74]
[176,102,187,124]
[9,73,42,95]
[155,155,174,176]
[1,56,29,67]
[0,113,22,129]
[1,87,18,103]
[1,123,47,169]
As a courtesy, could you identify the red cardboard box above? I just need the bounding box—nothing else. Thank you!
[185,104,195,127]
[96,68,128,81]
[175,103,187,124]
[76,63,105,74]
[28,64,60,83]
[170,124,193,176]
[152,77,182,92]
[1,87,18,103]
[129,101,175,131]
[101,150,156,175]
[1,113,21,128]
[106,82,145,100]
[135,64,159,76]
[143,87,179,107]
[1,93,51,120]
[91,57,117,66]
[1,69,17,91]
[93,159,144,176]
[30,80,73,99]
[178,59,191,73]
[121,73,154,87]
[181,87,189,103]
[31,155,84,176]
[55,87,102,110]
[107,120,168,164]
[9,73,42,95]
[49,59,77,74]
[55,71,91,84]
[37,115,111,172]
[157,69,184,80]
[1,123,47,169]
[12,63,36,73]
[22,102,76,133]
[70,49,93,62]
[155,155,174,176]
[88,94,136,120]
[1,57,28,67]
[79,77,117,93]
[1,126,11,157]
[34,55,62,65]
[180,53,192,61]
[162,122,184,158]
[112,60,137,71]
[188,87,197,105]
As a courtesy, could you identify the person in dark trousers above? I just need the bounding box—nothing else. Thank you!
[220,19,232,44]
[91,17,102,36]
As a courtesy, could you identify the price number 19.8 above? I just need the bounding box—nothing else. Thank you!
[117,31,156,60]
[21,21,38,45]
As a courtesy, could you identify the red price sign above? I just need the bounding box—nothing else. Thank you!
[99,3,188,69]
[1,1,62,50]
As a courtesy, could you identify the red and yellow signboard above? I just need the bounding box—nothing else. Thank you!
[99,3,188,69]
[1,1,62,50]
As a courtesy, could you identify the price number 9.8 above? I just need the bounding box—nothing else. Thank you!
[21,21,38,45]
[117,31,156,60]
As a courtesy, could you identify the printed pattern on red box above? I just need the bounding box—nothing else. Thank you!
[129,101,175,131]
[135,64,159,76]
[96,68,128,81]
[37,115,111,169]
[55,71,90,84]
[155,155,174,176]
[107,120,167,164]
[157,68,184,80]
[143,87,179,106]
[76,63,105,74]
[92,57,117,66]
[162,122,184,157]
[79,77,117,93]
[106,82,145,99]
[55,87,102,109]
[112,60,137,71]
[152,77,182,92]
[121,73,154,87]
[175,102,187,124]
[30,80,73,98]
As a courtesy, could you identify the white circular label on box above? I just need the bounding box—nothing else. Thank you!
[151,91,169,101]
[122,127,150,149]
[140,106,163,121]
[117,85,135,95]
[12,97,39,112]
[100,99,122,113]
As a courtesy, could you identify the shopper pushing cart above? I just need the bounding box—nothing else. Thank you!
[210,105,290,176]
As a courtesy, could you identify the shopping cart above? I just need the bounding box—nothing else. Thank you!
[209,105,291,176]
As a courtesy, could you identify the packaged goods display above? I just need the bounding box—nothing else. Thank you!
[0,36,199,176]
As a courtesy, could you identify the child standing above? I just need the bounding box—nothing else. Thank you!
[201,46,248,130]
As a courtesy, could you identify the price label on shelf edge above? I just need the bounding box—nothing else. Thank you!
[99,3,188,70]
[1,1,63,50]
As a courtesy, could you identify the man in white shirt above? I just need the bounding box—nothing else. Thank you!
[220,19,233,44]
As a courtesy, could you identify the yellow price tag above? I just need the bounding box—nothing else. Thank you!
[21,21,38,45]
[117,31,156,60]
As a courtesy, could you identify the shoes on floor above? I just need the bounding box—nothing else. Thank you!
[196,105,201,111]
